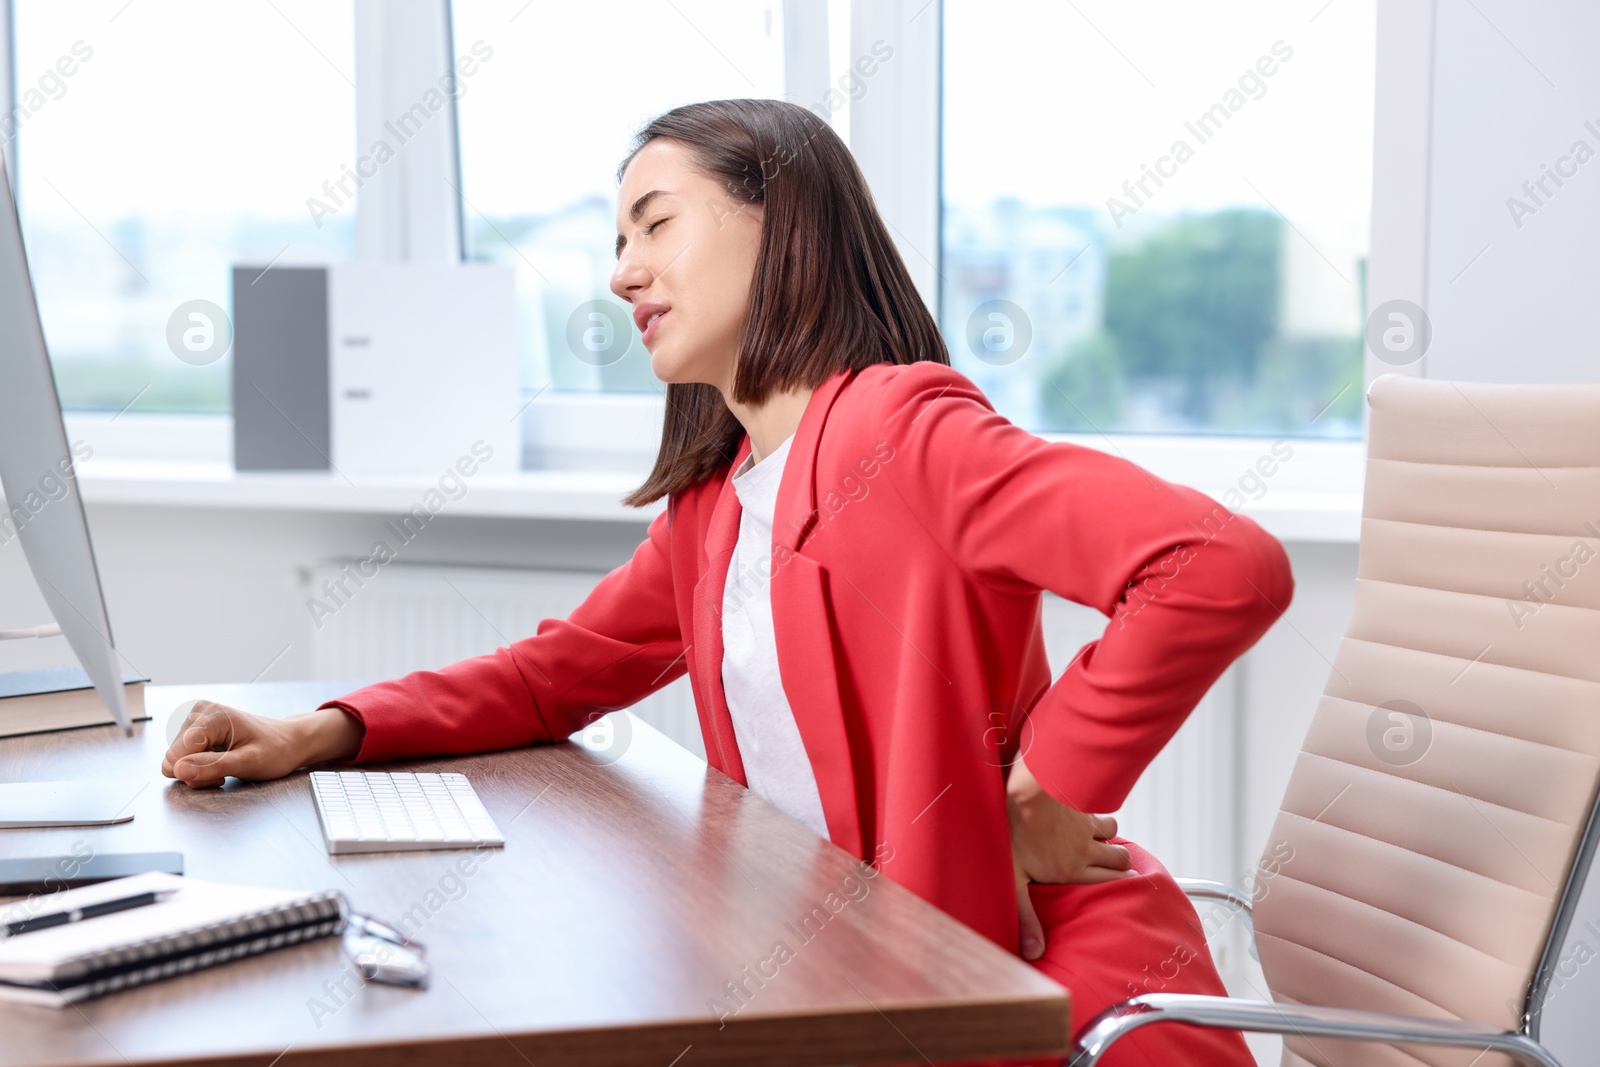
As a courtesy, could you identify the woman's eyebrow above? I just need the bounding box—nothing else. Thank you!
[629,189,670,222]
[616,189,672,258]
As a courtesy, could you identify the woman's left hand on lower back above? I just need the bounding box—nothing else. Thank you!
[1006,751,1135,960]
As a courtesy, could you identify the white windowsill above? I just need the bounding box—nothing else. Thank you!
[77,462,1359,540]
[63,411,1363,541]
[75,460,662,523]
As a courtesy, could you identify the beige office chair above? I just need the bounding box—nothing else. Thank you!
[1073,375,1600,1067]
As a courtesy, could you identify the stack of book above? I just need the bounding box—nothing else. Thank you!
[0,668,148,739]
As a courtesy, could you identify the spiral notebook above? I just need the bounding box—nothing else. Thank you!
[0,872,345,1006]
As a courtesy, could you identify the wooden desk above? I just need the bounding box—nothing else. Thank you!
[0,682,1069,1067]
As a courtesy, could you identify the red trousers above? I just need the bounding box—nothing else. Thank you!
[955,841,1255,1067]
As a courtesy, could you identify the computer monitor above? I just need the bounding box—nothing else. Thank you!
[0,152,133,736]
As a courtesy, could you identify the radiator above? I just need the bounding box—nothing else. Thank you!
[307,563,1238,886]
[307,562,703,757]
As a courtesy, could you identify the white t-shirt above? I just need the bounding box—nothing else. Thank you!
[720,435,831,839]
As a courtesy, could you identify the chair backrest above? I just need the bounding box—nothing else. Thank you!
[1253,375,1600,1067]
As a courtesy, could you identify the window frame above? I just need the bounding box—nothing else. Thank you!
[6,0,1373,503]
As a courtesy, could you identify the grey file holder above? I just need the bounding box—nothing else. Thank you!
[230,265,331,471]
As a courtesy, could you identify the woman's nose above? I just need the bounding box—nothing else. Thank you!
[610,253,650,301]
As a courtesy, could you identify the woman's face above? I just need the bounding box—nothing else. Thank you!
[610,139,763,392]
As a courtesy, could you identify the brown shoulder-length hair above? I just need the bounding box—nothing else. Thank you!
[619,98,948,507]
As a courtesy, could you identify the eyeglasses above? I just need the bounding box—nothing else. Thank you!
[341,911,430,989]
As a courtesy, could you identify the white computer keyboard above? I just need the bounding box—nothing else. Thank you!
[309,771,506,855]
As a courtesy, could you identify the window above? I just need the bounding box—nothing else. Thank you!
[942,0,1374,438]
[7,0,1376,484]
[450,0,787,396]
[9,0,356,413]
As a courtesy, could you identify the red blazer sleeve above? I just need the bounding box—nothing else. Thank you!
[875,363,1294,813]
[319,509,686,763]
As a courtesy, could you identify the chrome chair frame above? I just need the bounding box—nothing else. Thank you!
[1068,785,1600,1067]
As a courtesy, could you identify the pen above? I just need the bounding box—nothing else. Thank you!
[2,888,179,938]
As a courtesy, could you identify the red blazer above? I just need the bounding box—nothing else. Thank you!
[325,362,1293,959]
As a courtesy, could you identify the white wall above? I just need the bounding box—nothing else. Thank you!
[1423,0,1600,385]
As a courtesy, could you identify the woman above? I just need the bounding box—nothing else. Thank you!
[162,99,1291,1065]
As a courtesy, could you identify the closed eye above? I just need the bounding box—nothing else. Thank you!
[643,216,670,236]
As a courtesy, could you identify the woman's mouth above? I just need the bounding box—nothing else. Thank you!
[642,309,669,345]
